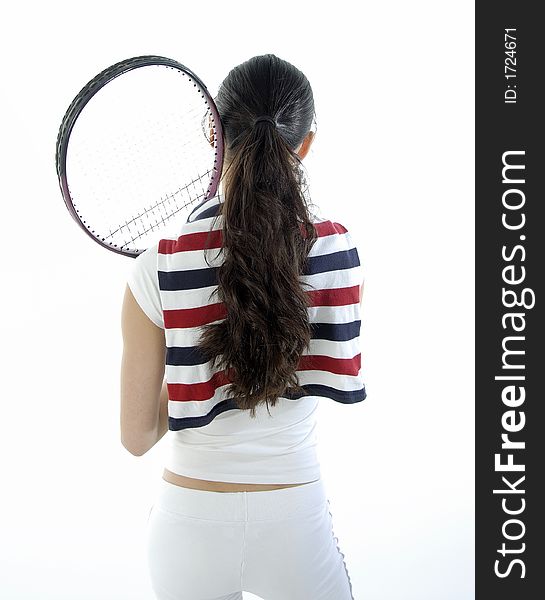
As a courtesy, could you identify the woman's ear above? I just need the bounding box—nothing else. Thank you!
[208,114,217,147]
[296,130,315,160]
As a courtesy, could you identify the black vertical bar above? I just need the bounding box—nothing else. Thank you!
[476,2,544,598]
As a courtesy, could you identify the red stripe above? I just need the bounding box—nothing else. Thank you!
[168,355,360,403]
[307,285,360,307]
[164,303,227,329]
[163,286,359,329]
[158,221,347,254]
[298,353,361,376]
[159,230,223,254]
[168,370,231,402]
[312,221,348,236]
[332,222,348,234]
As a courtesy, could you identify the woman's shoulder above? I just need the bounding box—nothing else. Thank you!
[131,241,160,270]
[309,215,357,253]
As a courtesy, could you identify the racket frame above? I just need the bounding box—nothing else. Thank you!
[55,55,224,257]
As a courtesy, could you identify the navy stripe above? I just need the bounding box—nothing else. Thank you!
[169,398,240,431]
[304,248,360,276]
[165,322,362,367]
[282,384,367,404]
[168,384,366,431]
[159,248,358,292]
[311,321,361,341]
[167,346,210,366]
[194,203,222,221]
[186,197,209,223]
[159,267,218,291]
[186,195,222,223]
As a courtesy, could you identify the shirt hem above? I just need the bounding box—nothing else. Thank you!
[163,464,322,485]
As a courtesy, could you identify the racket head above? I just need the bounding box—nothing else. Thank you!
[55,55,224,257]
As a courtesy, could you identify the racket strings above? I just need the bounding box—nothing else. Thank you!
[63,63,222,252]
[108,170,213,244]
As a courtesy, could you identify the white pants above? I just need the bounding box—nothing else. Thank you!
[145,477,355,600]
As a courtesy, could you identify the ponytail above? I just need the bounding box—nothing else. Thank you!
[197,54,317,416]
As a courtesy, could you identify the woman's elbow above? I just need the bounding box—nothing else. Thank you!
[121,436,151,457]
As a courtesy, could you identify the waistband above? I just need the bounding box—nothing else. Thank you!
[151,477,328,522]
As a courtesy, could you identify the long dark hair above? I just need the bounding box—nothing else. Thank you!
[198,54,318,417]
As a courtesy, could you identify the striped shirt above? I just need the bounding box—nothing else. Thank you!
[155,193,366,431]
[127,192,366,483]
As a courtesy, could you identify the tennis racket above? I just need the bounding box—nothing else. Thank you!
[55,55,224,258]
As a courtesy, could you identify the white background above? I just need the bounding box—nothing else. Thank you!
[0,1,474,598]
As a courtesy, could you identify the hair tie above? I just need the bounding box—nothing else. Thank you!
[253,115,276,127]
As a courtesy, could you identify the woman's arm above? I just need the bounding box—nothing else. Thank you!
[155,378,170,444]
[120,284,166,456]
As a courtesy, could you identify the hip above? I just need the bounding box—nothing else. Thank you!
[146,476,355,599]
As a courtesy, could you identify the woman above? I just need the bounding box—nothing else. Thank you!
[121,54,365,600]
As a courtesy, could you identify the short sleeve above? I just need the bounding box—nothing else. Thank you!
[337,223,364,286]
[126,243,164,329]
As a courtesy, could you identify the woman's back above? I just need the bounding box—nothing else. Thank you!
[167,393,321,485]
[128,190,365,487]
